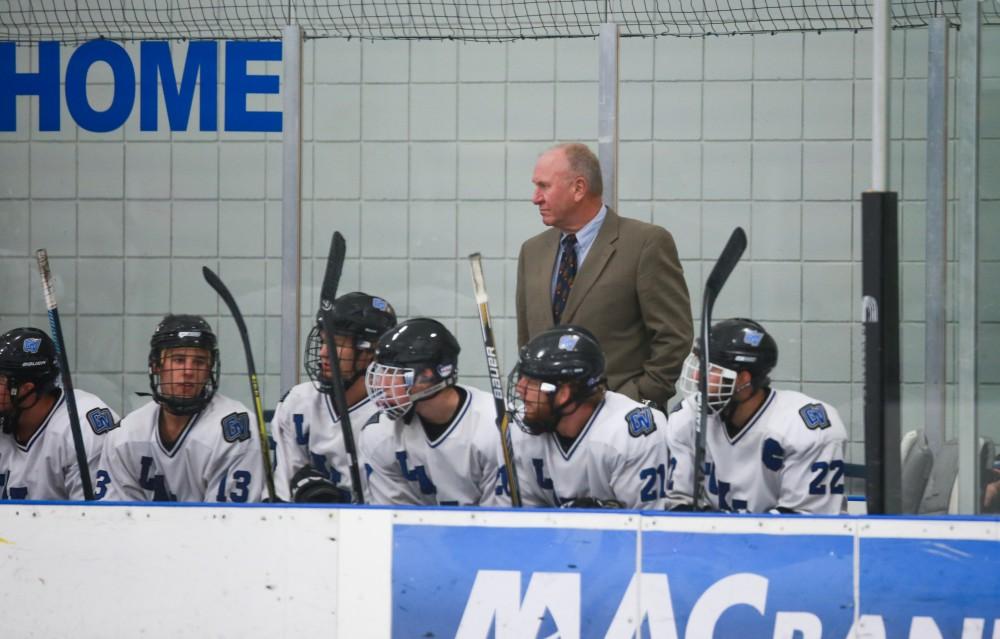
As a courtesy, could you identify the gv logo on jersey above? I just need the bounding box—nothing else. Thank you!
[798,403,831,430]
[86,407,118,435]
[22,338,41,353]
[221,412,251,442]
[625,406,657,438]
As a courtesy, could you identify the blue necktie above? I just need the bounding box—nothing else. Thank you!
[552,234,578,325]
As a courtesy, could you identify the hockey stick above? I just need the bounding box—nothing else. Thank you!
[318,231,365,505]
[693,227,747,510]
[35,250,95,501]
[202,266,277,502]
[468,253,523,507]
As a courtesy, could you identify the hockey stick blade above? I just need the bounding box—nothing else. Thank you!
[467,253,523,507]
[703,227,747,303]
[320,231,346,312]
[35,249,95,501]
[318,231,365,505]
[202,266,277,502]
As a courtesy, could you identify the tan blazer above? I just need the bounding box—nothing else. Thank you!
[516,209,693,406]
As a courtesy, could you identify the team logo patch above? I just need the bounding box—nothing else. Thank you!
[372,297,388,311]
[22,338,41,353]
[558,334,580,351]
[437,363,454,378]
[86,407,118,435]
[625,406,657,438]
[221,412,251,443]
[799,403,831,430]
[761,437,785,471]
[743,330,764,346]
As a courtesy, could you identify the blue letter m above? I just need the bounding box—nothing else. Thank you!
[140,41,217,131]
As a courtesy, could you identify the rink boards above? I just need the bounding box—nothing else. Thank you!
[0,502,997,638]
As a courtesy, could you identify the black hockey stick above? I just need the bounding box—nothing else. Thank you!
[35,250,95,501]
[693,227,747,510]
[318,231,365,505]
[202,266,277,502]
[468,253,523,507]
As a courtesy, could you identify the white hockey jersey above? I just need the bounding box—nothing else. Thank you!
[506,390,671,510]
[359,385,502,506]
[271,382,377,502]
[0,389,119,500]
[104,393,263,503]
[666,389,848,514]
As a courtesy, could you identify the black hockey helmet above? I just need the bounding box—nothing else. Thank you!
[365,318,460,419]
[0,327,60,433]
[701,318,778,386]
[0,327,59,387]
[679,318,778,413]
[506,325,606,435]
[305,292,397,391]
[147,314,220,415]
[372,318,460,374]
[515,325,605,390]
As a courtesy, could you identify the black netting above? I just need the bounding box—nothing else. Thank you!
[0,0,997,42]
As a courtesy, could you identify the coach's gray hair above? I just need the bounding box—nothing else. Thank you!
[555,143,603,197]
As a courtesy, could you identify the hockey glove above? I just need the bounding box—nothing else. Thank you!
[560,497,624,510]
[289,466,352,504]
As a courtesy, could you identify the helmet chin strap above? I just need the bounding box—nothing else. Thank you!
[332,340,373,393]
[719,378,756,423]
[526,386,581,434]
[340,366,365,393]
[0,383,46,434]
[719,397,738,423]
[409,378,452,404]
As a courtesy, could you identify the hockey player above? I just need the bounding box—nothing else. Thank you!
[103,315,263,502]
[271,292,397,502]
[0,327,118,500]
[360,318,502,506]
[504,325,671,510]
[668,318,848,514]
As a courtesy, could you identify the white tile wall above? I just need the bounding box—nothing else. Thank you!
[0,26,995,464]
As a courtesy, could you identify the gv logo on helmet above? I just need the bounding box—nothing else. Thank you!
[22,338,41,353]
[557,334,580,351]
[743,330,764,346]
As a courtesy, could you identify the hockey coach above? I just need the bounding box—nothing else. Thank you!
[516,142,693,408]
